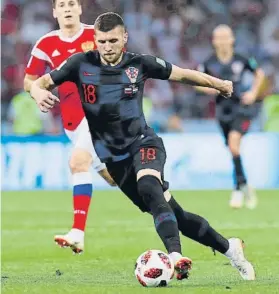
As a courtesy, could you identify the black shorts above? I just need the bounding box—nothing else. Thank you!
[106,136,169,212]
[219,116,251,145]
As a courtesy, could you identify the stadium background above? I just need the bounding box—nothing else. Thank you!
[1,0,279,190]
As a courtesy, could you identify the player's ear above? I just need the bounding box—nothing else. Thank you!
[123,31,128,44]
[53,8,57,19]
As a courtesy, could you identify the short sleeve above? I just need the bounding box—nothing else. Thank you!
[25,55,48,76]
[244,57,258,73]
[141,55,172,80]
[25,39,52,76]
[50,53,84,85]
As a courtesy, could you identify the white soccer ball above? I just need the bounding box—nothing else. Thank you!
[134,249,174,287]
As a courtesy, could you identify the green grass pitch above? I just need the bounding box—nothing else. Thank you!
[2,190,279,293]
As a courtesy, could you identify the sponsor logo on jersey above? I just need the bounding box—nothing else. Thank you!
[81,41,95,52]
[125,67,139,83]
[83,71,95,76]
[52,49,61,57]
[124,84,138,95]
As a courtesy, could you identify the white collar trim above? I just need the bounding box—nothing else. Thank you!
[58,23,85,42]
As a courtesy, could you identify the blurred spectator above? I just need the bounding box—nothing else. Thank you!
[7,91,58,135]
[19,0,53,44]
[263,93,279,132]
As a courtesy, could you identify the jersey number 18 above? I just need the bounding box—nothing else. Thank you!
[82,84,97,104]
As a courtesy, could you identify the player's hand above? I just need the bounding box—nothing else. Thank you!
[219,80,233,98]
[241,90,257,105]
[30,86,59,113]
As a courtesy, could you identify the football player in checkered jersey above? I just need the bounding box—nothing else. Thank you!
[30,12,256,282]
[196,25,265,209]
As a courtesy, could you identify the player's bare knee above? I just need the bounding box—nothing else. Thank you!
[228,132,241,156]
[228,141,239,156]
[69,149,92,173]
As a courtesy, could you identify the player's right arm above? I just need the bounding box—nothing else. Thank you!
[24,74,39,93]
[30,53,83,112]
[24,56,47,92]
[24,38,53,93]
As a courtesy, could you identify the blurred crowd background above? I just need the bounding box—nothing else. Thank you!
[1,0,279,135]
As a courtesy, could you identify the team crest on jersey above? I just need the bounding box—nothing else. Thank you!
[125,67,139,84]
[232,61,244,75]
[81,41,95,52]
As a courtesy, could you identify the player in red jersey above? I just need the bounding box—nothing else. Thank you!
[24,0,116,254]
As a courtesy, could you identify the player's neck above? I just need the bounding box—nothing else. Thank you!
[60,24,82,39]
[101,52,124,66]
[216,50,234,64]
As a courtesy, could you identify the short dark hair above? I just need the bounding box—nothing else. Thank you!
[94,12,125,32]
[52,0,81,7]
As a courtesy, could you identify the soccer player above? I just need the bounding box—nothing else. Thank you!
[23,0,116,254]
[29,12,255,281]
[196,25,265,209]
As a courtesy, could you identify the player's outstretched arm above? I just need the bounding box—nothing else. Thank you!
[30,74,59,113]
[194,86,220,96]
[169,65,233,98]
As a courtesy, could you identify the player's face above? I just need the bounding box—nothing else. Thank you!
[212,28,234,52]
[95,26,128,65]
[53,0,82,28]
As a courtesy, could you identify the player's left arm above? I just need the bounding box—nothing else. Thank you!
[142,55,232,98]
[242,57,265,104]
[194,63,220,96]
[30,53,83,112]
[169,65,233,98]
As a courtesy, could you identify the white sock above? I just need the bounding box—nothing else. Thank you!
[225,239,235,258]
[72,172,92,186]
[169,252,182,264]
[69,228,85,239]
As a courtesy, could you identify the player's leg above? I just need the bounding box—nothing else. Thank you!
[54,121,93,253]
[133,139,192,280]
[54,118,111,254]
[229,118,257,209]
[167,194,255,280]
[219,120,244,208]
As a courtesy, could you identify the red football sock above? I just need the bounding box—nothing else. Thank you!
[72,172,92,231]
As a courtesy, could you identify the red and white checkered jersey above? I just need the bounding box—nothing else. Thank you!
[26,24,96,131]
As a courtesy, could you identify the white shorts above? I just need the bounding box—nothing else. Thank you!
[65,118,105,172]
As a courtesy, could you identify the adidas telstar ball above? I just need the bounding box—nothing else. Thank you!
[134,250,174,287]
